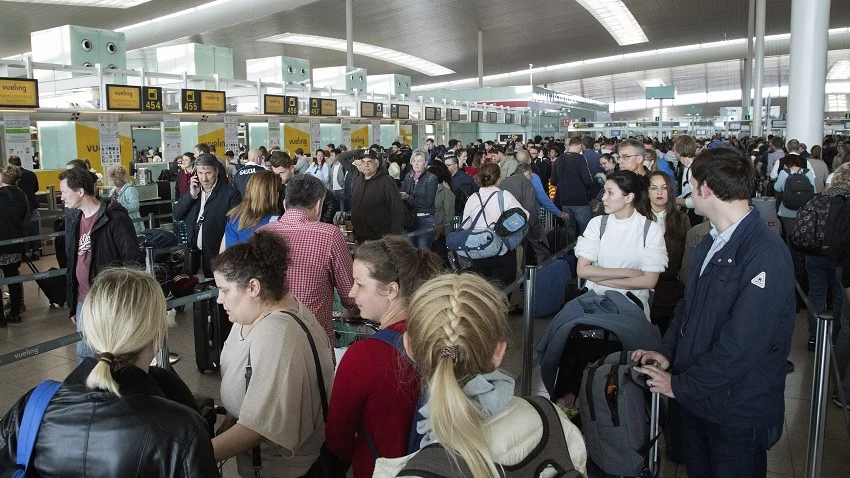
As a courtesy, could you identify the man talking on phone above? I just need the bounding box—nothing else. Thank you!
[173,154,241,277]
[632,147,795,478]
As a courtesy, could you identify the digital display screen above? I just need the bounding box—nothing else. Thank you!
[448,108,460,121]
[488,112,498,123]
[360,101,384,118]
[470,110,482,122]
[504,113,515,124]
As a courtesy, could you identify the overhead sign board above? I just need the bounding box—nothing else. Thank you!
[390,104,409,119]
[498,133,524,143]
[360,101,383,118]
[105,84,141,111]
[504,113,515,124]
[182,89,226,113]
[309,97,337,116]
[771,119,787,129]
[0,77,39,108]
[470,110,483,123]
[264,95,299,115]
[424,107,442,121]
[488,112,498,123]
[143,86,163,112]
[645,86,676,100]
[447,108,460,121]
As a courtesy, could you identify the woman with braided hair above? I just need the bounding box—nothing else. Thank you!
[373,273,587,478]
[326,235,443,477]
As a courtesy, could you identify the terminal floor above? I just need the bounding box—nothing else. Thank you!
[1,257,849,477]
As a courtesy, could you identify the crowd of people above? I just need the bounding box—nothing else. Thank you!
[0,130,848,477]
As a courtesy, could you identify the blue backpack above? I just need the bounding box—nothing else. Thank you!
[360,329,425,457]
[13,380,62,478]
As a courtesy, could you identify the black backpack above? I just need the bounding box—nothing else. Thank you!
[789,194,831,255]
[824,192,850,263]
[781,169,814,210]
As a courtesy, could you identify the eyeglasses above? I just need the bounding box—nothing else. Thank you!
[620,154,643,161]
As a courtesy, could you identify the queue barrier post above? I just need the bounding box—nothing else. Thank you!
[520,265,537,397]
[147,213,155,231]
[46,185,57,211]
[144,246,171,369]
[806,313,835,478]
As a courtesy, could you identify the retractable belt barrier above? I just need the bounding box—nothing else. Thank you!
[0,231,64,249]
[0,288,219,368]
[0,267,65,287]
[30,210,66,222]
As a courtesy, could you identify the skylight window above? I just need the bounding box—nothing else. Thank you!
[827,94,847,112]
[827,60,850,80]
[575,0,648,46]
[3,0,152,7]
[259,33,454,77]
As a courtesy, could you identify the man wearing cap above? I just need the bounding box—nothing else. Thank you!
[340,150,404,241]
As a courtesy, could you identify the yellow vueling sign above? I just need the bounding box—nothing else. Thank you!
[0,77,39,108]
[105,84,141,111]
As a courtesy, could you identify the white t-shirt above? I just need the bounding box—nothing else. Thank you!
[574,211,668,318]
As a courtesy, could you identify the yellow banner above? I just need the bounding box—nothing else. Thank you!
[105,84,141,111]
[76,123,102,172]
[400,125,413,146]
[283,124,310,154]
[351,126,369,149]
[0,77,39,108]
[198,125,225,151]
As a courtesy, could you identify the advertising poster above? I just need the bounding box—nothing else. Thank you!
[2,113,33,170]
[224,116,239,154]
[350,126,369,149]
[268,117,281,148]
[197,123,225,152]
[309,118,321,155]
[371,120,381,146]
[400,124,413,147]
[163,116,181,162]
[283,123,310,154]
[341,119,352,149]
[98,114,121,178]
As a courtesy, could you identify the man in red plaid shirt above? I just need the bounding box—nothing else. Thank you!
[260,174,358,346]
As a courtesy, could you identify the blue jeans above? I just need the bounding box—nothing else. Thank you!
[333,189,347,213]
[75,301,95,363]
[562,205,591,235]
[410,215,435,250]
[805,255,844,340]
[681,409,781,478]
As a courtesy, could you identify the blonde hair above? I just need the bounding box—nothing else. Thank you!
[83,268,167,396]
[108,165,129,184]
[832,163,850,189]
[407,273,510,478]
[226,170,281,230]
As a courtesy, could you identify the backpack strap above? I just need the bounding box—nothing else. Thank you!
[501,397,582,478]
[498,190,505,215]
[360,329,419,460]
[600,216,650,246]
[16,380,62,478]
[397,443,477,478]
[246,351,262,474]
[642,217,652,247]
[599,215,609,239]
[468,191,500,229]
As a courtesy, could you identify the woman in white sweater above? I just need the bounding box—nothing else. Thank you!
[575,170,668,318]
[372,273,587,478]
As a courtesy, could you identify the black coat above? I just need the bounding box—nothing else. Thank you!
[0,186,31,255]
[550,152,593,207]
[400,170,438,214]
[65,199,145,316]
[348,167,404,241]
[17,169,39,213]
[173,182,242,274]
[0,359,217,477]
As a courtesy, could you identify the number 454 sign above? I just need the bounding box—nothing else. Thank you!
[143,87,163,112]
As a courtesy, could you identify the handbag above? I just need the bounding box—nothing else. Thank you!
[7,380,62,478]
[278,312,350,478]
[446,191,507,259]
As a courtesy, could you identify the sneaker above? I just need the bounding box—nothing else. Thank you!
[808,339,816,351]
[833,397,850,410]
[4,314,21,324]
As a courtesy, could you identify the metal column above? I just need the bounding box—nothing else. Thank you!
[520,265,537,396]
[345,0,354,68]
[787,0,831,148]
[743,0,756,115]
[806,315,835,478]
[752,0,766,137]
[478,31,484,88]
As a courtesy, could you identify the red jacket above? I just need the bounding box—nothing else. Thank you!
[325,321,420,478]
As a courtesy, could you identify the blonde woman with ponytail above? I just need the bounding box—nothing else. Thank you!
[373,273,587,478]
[0,267,217,476]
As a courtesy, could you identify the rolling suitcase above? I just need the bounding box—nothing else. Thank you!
[193,279,231,373]
[534,259,571,317]
[24,259,66,307]
[752,197,781,237]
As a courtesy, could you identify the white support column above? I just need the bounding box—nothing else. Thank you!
[752,0,767,138]
[345,0,354,68]
[743,0,756,115]
[787,0,831,147]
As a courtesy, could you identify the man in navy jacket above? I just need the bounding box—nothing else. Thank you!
[634,147,795,478]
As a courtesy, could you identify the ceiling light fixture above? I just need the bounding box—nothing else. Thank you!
[3,0,153,7]
[117,0,235,31]
[574,0,648,46]
[259,33,454,76]
[827,60,850,80]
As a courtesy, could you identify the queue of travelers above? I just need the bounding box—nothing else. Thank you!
[0,131,849,478]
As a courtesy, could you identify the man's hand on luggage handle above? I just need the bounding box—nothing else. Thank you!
[631,350,670,370]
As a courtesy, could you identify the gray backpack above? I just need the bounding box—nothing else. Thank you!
[397,396,581,478]
[580,351,659,477]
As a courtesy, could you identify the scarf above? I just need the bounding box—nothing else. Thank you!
[416,370,515,447]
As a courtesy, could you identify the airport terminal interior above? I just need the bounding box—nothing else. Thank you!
[1,0,850,476]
